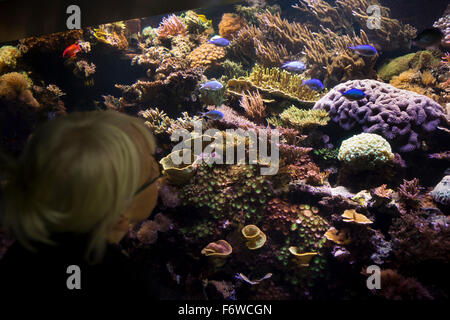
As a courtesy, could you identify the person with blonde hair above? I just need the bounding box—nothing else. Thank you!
[0,110,162,299]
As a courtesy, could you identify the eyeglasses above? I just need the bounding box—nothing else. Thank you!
[133,159,164,196]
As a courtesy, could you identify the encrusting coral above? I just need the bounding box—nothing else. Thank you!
[187,42,226,72]
[314,79,446,152]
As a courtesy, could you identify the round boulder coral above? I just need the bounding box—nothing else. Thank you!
[430,175,450,206]
[338,133,394,170]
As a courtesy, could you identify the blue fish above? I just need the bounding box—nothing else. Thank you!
[301,79,325,91]
[281,61,306,73]
[349,45,378,57]
[201,110,224,120]
[209,37,230,47]
[339,88,366,101]
[200,80,223,91]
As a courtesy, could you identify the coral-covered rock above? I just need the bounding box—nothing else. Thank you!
[313,79,446,152]
[218,13,246,40]
[433,4,450,47]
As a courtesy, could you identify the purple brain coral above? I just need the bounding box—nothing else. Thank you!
[313,79,445,152]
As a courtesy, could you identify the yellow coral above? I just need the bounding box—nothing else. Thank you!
[0,72,39,108]
[159,149,199,185]
[341,209,373,224]
[219,13,246,40]
[187,42,226,70]
[0,46,21,73]
[288,247,318,267]
[241,225,266,250]
[324,227,351,245]
[279,106,330,130]
[421,71,436,86]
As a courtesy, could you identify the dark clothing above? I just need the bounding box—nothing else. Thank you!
[0,234,159,302]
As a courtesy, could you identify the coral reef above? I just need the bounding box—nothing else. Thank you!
[272,106,330,132]
[0,72,39,108]
[314,79,446,152]
[218,13,246,40]
[0,46,21,73]
[156,14,187,39]
[241,225,266,250]
[433,4,450,47]
[430,175,450,206]
[187,42,226,71]
[292,0,416,51]
[239,90,267,122]
[338,133,394,170]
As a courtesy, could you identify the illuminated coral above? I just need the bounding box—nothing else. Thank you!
[91,23,128,51]
[156,14,187,39]
[0,72,39,108]
[180,11,213,35]
[288,248,318,267]
[159,149,199,185]
[314,79,446,152]
[201,239,232,267]
[338,133,394,170]
[187,42,226,72]
[430,175,450,206]
[239,90,267,122]
[341,209,373,224]
[0,46,21,73]
[433,4,450,47]
[138,108,173,135]
[276,106,329,131]
[218,13,246,40]
[18,29,83,54]
[241,225,266,250]
[397,178,422,208]
[324,227,351,245]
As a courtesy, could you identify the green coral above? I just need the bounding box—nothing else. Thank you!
[338,133,394,170]
[220,60,248,83]
[313,148,339,161]
[182,164,272,224]
[278,106,330,130]
[378,50,441,81]
[0,46,21,73]
[138,108,173,135]
[180,10,212,34]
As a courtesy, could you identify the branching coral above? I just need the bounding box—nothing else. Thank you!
[0,72,39,108]
[228,64,326,106]
[397,178,422,210]
[157,14,187,39]
[219,13,246,40]
[138,108,173,135]
[276,106,330,132]
[292,0,416,51]
[239,90,267,122]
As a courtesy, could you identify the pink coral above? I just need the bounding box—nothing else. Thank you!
[157,15,187,38]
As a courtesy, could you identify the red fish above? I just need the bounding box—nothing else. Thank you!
[62,43,81,59]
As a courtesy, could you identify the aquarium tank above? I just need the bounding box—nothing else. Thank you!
[0,0,449,300]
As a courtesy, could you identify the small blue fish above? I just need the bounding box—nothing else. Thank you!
[209,37,230,47]
[301,79,325,91]
[349,45,378,57]
[339,88,366,101]
[281,61,306,73]
[200,80,223,91]
[201,110,224,120]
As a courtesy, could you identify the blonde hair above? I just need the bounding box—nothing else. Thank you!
[1,110,156,264]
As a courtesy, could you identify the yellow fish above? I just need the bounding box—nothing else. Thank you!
[193,12,212,25]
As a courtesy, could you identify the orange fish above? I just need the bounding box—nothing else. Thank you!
[63,43,81,59]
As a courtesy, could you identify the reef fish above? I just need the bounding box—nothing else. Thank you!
[281,61,306,73]
[209,36,230,47]
[301,79,325,91]
[339,88,366,101]
[200,110,224,120]
[200,80,223,91]
[348,45,378,57]
[63,43,82,59]
[234,273,273,285]
[412,28,444,49]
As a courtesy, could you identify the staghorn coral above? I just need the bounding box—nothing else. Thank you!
[338,133,394,170]
[0,46,21,73]
[219,13,246,40]
[239,90,267,122]
[430,175,450,206]
[313,79,446,152]
[292,0,416,51]
[156,14,187,39]
[187,42,226,72]
[0,72,39,108]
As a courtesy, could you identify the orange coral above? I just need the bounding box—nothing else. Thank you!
[341,209,373,224]
[201,240,232,256]
[137,221,159,245]
[324,227,351,245]
[0,72,39,108]
[157,14,187,39]
[187,42,226,70]
[219,13,246,40]
[239,90,267,122]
